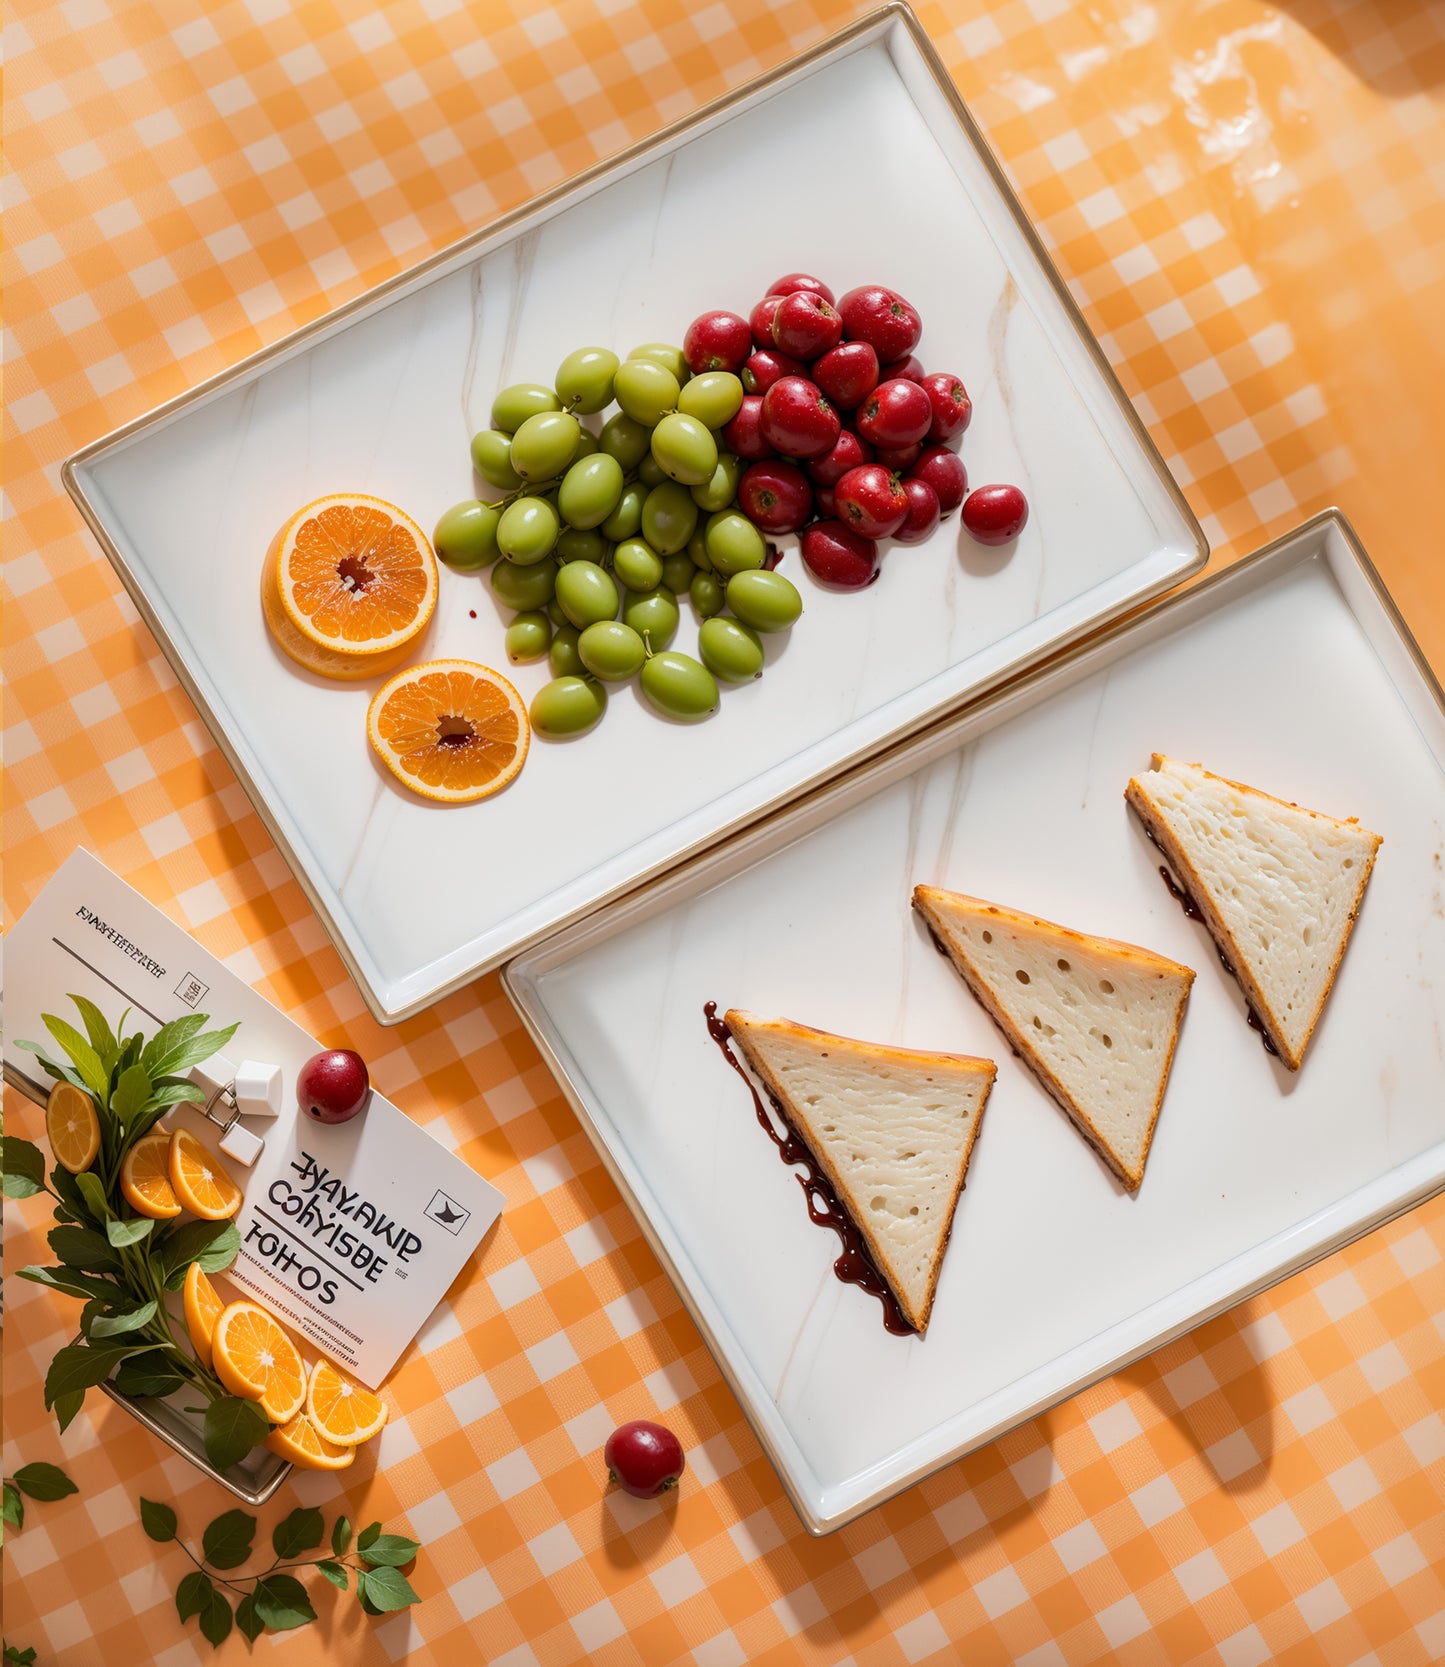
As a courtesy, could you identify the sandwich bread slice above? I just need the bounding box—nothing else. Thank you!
[723,1012,995,1335]
[1125,755,1381,1070]
[913,887,1194,1191]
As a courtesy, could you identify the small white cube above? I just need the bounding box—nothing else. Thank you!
[233,1060,282,1120]
[220,1122,266,1167]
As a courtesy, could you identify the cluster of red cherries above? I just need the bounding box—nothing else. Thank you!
[680,273,1028,589]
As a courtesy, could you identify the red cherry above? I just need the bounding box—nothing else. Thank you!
[813,484,837,519]
[738,460,813,534]
[749,296,785,350]
[800,520,880,589]
[872,441,923,473]
[811,341,880,410]
[765,271,835,305]
[721,394,774,462]
[920,372,972,443]
[837,285,922,363]
[741,348,806,394]
[683,311,752,375]
[855,378,932,449]
[297,1050,370,1125]
[759,376,840,460]
[771,292,843,362]
[893,478,941,545]
[962,484,1029,546]
[834,463,908,539]
[880,354,925,383]
[913,446,968,515]
[605,1420,685,1499]
[806,428,873,489]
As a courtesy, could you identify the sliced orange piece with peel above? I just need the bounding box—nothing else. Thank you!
[168,1128,243,1221]
[46,1081,101,1175]
[261,551,413,681]
[183,1261,225,1370]
[212,1301,307,1423]
[307,1359,389,1446]
[265,1410,356,1471]
[120,1131,183,1219]
[367,659,529,804]
[274,493,437,658]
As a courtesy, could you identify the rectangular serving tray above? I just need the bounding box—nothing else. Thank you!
[63,3,1204,1025]
[504,510,1445,1533]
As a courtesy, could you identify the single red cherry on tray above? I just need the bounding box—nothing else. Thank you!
[920,372,972,442]
[765,270,835,305]
[298,1049,370,1124]
[801,520,881,589]
[856,378,932,450]
[749,295,786,350]
[894,477,941,545]
[872,441,924,474]
[742,347,806,395]
[880,353,925,384]
[721,394,774,462]
[806,428,873,489]
[683,310,752,375]
[837,285,922,363]
[771,291,843,362]
[759,376,841,460]
[812,340,879,410]
[962,483,1029,546]
[739,460,813,535]
[834,463,908,539]
[913,446,968,515]
[605,1419,685,1499]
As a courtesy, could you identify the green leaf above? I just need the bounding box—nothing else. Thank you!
[138,1013,208,1076]
[2,1136,46,1198]
[4,1644,37,1665]
[139,1497,178,1542]
[357,1565,420,1611]
[357,1520,382,1551]
[359,1533,419,1568]
[234,1593,263,1644]
[331,1515,352,1557]
[271,1505,324,1559]
[201,1507,256,1570]
[88,1298,158,1338]
[106,1216,154,1247]
[143,1018,240,1083]
[17,1264,119,1304]
[3,1484,23,1533]
[251,1573,316,1631]
[12,1463,78,1503]
[175,1569,212,1624]
[48,1223,123,1273]
[355,1569,381,1614]
[110,1065,154,1125]
[70,994,119,1059]
[54,1390,86,1434]
[159,1219,240,1281]
[145,1082,205,1109]
[203,1398,271,1474]
[114,1351,185,1399]
[42,1015,107,1099]
[316,1560,349,1590]
[75,1172,111,1223]
[44,1342,144,1408]
[199,1585,233,1648]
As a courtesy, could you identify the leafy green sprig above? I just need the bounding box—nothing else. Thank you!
[2,1461,78,1541]
[5,997,272,1469]
[141,1499,421,1647]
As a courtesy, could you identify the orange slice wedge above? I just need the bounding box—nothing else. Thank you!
[367,659,529,804]
[168,1128,243,1221]
[261,551,414,681]
[212,1301,307,1423]
[274,493,437,658]
[265,1410,356,1471]
[307,1359,389,1446]
[119,1131,183,1219]
[183,1261,226,1370]
[46,1081,101,1175]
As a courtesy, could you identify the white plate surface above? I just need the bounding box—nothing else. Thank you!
[506,514,1445,1532]
[67,10,1201,1023]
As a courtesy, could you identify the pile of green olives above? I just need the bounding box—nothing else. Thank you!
[431,343,802,735]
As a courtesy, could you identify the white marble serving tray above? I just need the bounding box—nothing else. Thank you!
[505,512,1445,1533]
[65,5,1203,1024]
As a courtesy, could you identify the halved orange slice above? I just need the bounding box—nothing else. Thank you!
[119,1131,183,1219]
[168,1128,243,1221]
[307,1359,389,1446]
[367,659,529,804]
[212,1300,307,1423]
[261,552,414,681]
[274,493,437,659]
[46,1081,101,1175]
[183,1261,226,1370]
[265,1409,356,1471]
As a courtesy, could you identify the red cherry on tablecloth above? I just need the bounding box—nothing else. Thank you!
[298,1050,370,1124]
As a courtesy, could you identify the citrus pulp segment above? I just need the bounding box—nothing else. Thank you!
[45,1081,101,1175]
[119,1131,183,1218]
[366,659,529,803]
[183,1261,225,1370]
[264,1411,356,1471]
[212,1300,307,1422]
[168,1128,243,1220]
[306,1359,389,1446]
[261,552,412,681]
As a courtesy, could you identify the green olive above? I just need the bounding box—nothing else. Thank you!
[699,615,764,681]
[530,675,606,737]
[726,568,802,632]
[433,500,501,570]
[639,651,718,720]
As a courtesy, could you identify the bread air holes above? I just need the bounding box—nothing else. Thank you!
[1015,969,1030,984]
[1099,979,1114,995]
[981,930,993,943]
[870,1196,886,1212]
[1089,1027,1113,1048]
[1057,958,1070,972]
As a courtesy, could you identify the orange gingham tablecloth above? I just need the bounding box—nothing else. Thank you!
[4,1,1445,1663]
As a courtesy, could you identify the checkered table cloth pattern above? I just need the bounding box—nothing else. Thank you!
[5,0,1444,1662]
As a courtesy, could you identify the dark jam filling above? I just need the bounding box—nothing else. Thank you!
[703,1002,914,1337]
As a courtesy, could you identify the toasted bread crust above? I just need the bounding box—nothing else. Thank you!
[724,1012,995,1334]
[912,887,1194,1191]
[1124,759,1382,1071]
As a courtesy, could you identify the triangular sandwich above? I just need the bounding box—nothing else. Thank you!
[1125,755,1382,1070]
[913,887,1193,1191]
[724,1012,995,1334]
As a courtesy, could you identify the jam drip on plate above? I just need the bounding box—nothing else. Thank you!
[703,1002,914,1337]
